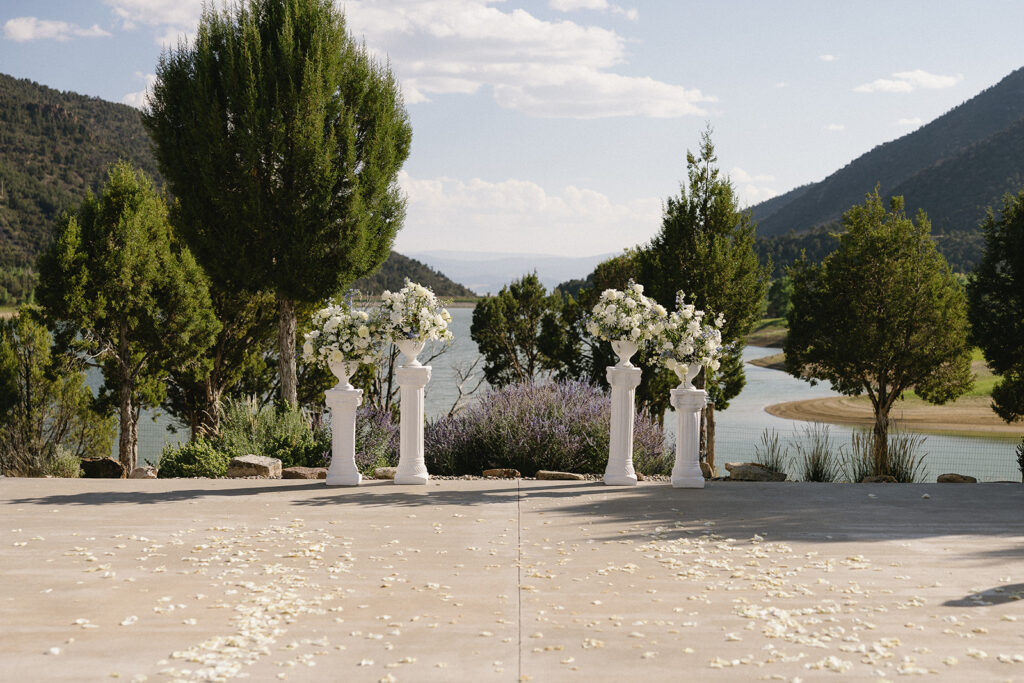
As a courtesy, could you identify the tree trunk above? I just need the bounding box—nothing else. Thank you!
[705,402,716,475]
[277,294,298,407]
[118,382,138,472]
[872,409,890,476]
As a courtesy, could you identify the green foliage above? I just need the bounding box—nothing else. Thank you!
[752,66,1024,237]
[471,273,561,386]
[353,252,475,297]
[842,429,926,483]
[36,163,220,471]
[786,191,972,471]
[214,397,330,469]
[0,307,113,476]
[1016,437,1024,482]
[0,73,160,271]
[144,0,413,405]
[794,424,840,482]
[45,446,82,478]
[967,191,1024,423]
[765,276,793,318]
[753,429,789,474]
[157,439,230,478]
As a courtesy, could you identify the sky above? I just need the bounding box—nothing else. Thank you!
[2,1,1024,258]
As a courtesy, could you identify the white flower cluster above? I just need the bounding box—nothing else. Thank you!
[302,299,384,368]
[379,279,453,343]
[658,291,725,373]
[586,281,667,346]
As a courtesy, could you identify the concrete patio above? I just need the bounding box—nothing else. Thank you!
[2,478,1022,681]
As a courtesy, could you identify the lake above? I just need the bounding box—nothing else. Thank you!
[108,306,1021,480]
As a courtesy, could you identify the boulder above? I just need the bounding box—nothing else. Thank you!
[283,467,327,480]
[80,458,126,479]
[636,471,646,482]
[724,462,786,482]
[226,454,281,479]
[129,466,157,479]
[861,475,898,483]
[482,468,520,478]
[535,470,585,480]
[937,473,977,483]
[373,467,397,480]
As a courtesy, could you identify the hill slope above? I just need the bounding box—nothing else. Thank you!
[0,72,472,299]
[752,66,1024,236]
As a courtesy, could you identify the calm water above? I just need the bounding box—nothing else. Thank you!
[102,306,1020,480]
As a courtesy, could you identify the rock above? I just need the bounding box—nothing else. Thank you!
[482,468,520,478]
[535,470,585,480]
[226,455,282,479]
[636,471,646,482]
[724,462,786,482]
[373,467,397,480]
[129,466,157,479]
[861,475,898,483]
[283,467,327,480]
[937,473,977,483]
[80,458,126,479]
[700,461,715,479]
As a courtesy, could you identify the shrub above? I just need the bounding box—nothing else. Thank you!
[45,446,82,478]
[795,423,840,482]
[353,405,399,475]
[1016,437,1024,483]
[157,439,230,478]
[753,429,789,474]
[842,428,926,483]
[215,397,330,469]
[423,380,670,476]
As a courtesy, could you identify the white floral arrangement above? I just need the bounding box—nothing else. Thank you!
[379,279,453,343]
[301,297,383,367]
[585,280,667,347]
[658,291,725,373]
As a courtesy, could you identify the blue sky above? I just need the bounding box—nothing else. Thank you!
[2,0,1023,256]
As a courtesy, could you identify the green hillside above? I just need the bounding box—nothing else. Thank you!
[0,72,473,301]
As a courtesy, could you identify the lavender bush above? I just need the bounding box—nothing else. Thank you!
[424,380,672,476]
[349,405,399,475]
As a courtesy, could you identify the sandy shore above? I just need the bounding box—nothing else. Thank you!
[766,394,1021,435]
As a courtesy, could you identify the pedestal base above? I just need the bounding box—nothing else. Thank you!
[603,472,638,486]
[326,470,362,487]
[394,471,429,485]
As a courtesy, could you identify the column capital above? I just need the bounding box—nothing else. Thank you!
[606,365,642,388]
[396,364,432,388]
[670,387,707,412]
[325,386,363,409]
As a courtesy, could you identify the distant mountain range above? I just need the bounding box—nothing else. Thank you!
[405,250,614,295]
[0,72,471,299]
[751,66,1024,237]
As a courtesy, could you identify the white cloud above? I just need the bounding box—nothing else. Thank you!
[825,123,845,131]
[819,54,836,62]
[549,0,639,21]
[774,81,787,88]
[394,171,662,255]
[345,0,711,118]
[896,117,923,127]
[123,72,157,109]
[103,0,203,45]
[730,167,777,206]
[3,17,111,42]
[854,69,963,93]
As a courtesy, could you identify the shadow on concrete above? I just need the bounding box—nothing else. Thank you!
[943,583,1024,606]
[4,481,328,506]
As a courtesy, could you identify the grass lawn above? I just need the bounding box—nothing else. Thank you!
[0,305,16,320]
[745,317,787,347]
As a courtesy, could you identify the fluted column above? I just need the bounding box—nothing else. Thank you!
[394,364,432,485]
[325,386,362,486]
[604,364,642,486]
[671,387,707,488]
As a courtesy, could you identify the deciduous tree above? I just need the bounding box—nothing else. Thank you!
[785,191,972,473]
[968,190,1024,422]
[144,0,412,406]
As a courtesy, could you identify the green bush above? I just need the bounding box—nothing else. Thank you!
[842,428,926,483]
[795,423,840,482]
[215,397,330,469]
[1015,437,1023,483]
[157,439,230,478]
[753,429,789,474]
[45,446,82,478]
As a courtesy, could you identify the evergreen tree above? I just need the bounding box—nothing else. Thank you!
[0,306,114,476]
[144,0,412,406]
[37,163,219,471]
[786,191,972,473]
[968,190,1024,422]
[638,128,770,468]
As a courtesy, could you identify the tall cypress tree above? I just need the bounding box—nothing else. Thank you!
[144,0,412,406]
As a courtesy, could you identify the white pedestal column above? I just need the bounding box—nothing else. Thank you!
[604,364,642,486]
[395,364,432,485]
[325,386,363,486]
[671,387,707,488]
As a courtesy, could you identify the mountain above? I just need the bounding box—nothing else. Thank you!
[406,250,615,295]
[751,66,1024,237]
[0,72,470,301]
